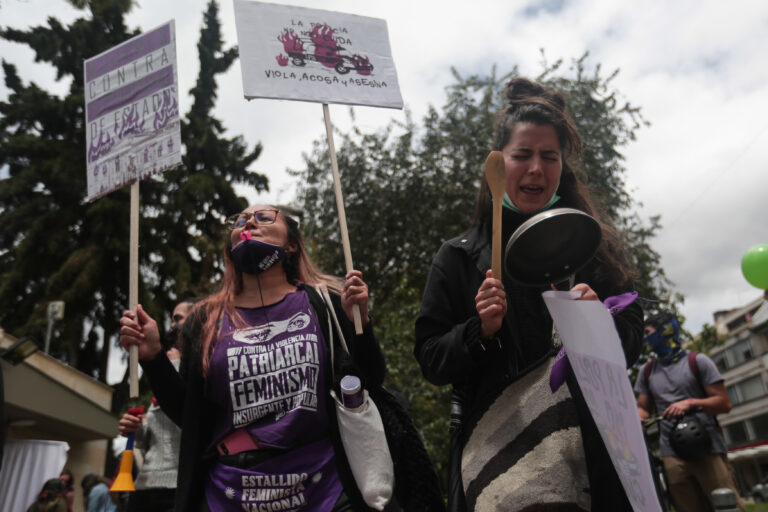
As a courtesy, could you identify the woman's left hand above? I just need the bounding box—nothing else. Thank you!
[571,283,599,301]
[341,270,371,326]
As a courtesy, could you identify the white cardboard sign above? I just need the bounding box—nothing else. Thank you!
[233,0,403,109]
[83,21,182,202]
[542,291,662,512]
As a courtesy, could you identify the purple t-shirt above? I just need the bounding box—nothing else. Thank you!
[204,286,342,510]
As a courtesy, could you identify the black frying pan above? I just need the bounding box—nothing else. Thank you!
[504,207,602,286]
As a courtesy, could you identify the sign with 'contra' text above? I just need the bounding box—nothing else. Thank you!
[83,21,181,202]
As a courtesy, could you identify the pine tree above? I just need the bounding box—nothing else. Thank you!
[0,0,265,384]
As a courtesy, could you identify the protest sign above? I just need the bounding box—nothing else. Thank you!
[83,21,182,396]
[84,20,181,202]
[542,291,662,512]
[233,0,403,109]
[233,1,404,333]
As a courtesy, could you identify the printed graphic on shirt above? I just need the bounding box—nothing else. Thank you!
[234,472,310,510]
[206,439,341,512]
[226,318,321,428]
[233,311,311,344]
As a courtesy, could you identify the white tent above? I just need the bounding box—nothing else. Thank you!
[0,439,69,512]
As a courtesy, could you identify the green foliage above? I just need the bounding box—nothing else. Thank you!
[689,322,722,355]
[291,54,679,484]
[0,1,264,386]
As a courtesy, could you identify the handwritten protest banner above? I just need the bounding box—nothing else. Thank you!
[84,21,181,202]
[542,291,662,512]
[83,21,182,397]
[233,0,403,109]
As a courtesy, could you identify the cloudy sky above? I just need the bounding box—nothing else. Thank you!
[2,0,767,383]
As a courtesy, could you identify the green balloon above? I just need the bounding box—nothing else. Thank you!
[742,244,768,289]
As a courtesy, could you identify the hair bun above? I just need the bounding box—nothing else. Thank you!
[504,77,566,112]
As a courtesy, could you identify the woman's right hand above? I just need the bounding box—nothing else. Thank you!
[118,412,142,437]
[475,270,507,338]
[119,304,162,361]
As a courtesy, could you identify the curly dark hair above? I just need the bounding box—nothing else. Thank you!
[473,77,635,290]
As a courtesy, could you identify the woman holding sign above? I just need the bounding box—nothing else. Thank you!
[415,78,644,511]
[119,205,386,511]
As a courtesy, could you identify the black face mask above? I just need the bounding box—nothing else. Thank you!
[230,235,286,275]
[164,324,180,350]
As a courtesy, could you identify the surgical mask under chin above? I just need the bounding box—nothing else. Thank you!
[230,231,286,275]
[502,192,560,215]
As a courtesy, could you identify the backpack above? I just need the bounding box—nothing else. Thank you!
[643,351,721,429]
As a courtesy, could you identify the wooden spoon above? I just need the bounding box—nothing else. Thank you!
[485,151,506,280]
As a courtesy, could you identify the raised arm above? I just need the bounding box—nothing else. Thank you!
[335,273,386,388]
[415,246,493,386]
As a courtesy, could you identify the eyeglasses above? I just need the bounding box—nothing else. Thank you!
[226,209,279,229]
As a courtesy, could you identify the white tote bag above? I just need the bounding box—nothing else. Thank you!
[319,287,394,511]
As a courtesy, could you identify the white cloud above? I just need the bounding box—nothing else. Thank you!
[2,0,767,352]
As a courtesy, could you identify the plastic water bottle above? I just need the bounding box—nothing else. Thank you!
[340,375,364,410]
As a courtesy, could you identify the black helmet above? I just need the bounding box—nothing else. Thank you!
[670,414,712,461]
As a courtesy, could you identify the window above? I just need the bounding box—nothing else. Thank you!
[724,412,768,447]
[727,316,747,331]
[713,352,729,373]
[728,375,767,405]
[751,413,768,440]
[725,339,754,367]
[725,421,749,446]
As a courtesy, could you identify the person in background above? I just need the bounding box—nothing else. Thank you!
[81,474,116,512]
[414,77,644,511]
[58,469,75,512]
[26,478,67,512]
[635,312,744,512]
[119,205,387,511]
[117,297,199,512]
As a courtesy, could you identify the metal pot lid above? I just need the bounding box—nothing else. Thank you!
[504,207,602,286]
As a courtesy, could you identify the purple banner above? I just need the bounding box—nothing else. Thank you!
[84,21,181,202]
[86,66,174,123]
[85,24,170,82]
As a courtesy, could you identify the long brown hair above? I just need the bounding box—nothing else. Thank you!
[475,78,635,288]
[197,207,342,374]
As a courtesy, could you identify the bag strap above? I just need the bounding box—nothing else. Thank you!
[319,286,350,356]
[687,351,700,381]
[643,360,654,385]
[686,351,707,397]
[315,285,336,380]
[316,285,351,382]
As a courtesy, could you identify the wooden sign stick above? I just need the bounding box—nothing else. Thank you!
[322,103,363,335]
[129,181,140,398]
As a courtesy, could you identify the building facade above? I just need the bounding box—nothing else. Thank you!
[708,293,768,494]
[1,329,116,512]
